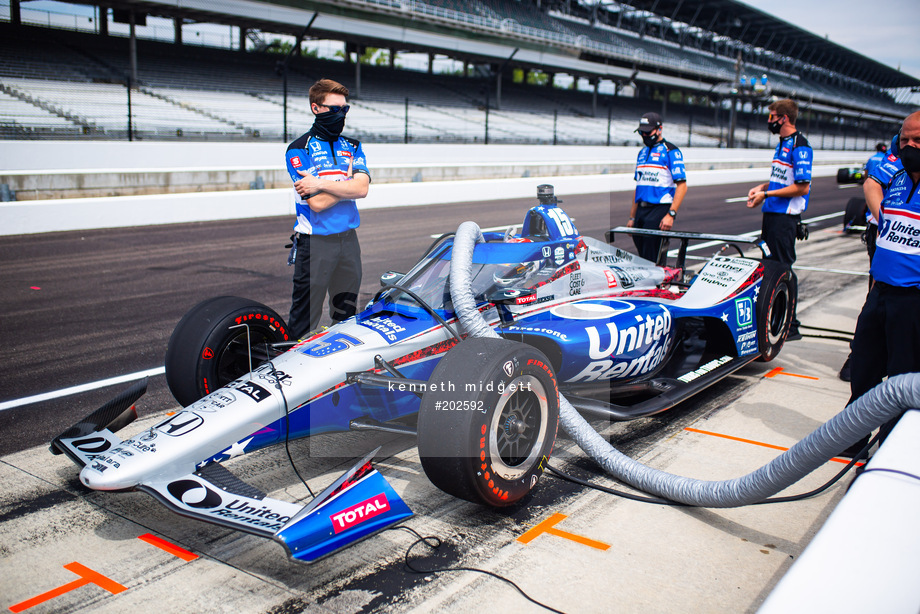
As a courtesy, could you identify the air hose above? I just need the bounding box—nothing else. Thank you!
[449,220,920,507]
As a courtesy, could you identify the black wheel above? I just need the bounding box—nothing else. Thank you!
[756,261,795,362]
[836,168,851,183]
[843,197,868,233]
[165,296,289,406]
[417,337,559,507]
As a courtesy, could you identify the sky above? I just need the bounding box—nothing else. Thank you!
[737,0,920,85]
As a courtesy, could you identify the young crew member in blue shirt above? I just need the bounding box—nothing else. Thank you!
[746,99,812,340]
[284,78,371,339]
[626,112,688,263]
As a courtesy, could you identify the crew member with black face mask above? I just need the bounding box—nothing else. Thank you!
[284,78,371,339]
[626,112,687,262]
[843,110,920,455]
[746,98,812,340]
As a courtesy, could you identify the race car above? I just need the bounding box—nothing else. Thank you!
[836,166,870,233]
[51,185,794,564]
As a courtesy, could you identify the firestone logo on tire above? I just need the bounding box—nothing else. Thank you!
[331,493,390,534]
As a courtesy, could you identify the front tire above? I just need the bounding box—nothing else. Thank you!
[165,296,289,406]
[417,338,559,507]
[756,261,795,362]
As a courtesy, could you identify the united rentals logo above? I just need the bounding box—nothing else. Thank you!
[331,494,390,534]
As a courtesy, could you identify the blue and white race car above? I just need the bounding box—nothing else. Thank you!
[51,185,794,563]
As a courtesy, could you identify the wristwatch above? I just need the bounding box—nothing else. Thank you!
[667,210,677,218]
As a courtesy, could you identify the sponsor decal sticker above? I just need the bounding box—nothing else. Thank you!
[735,298,753,328]
[515,294,537,305]
[604,269,618,288]
[331,493,391,534]
[291,156,302,168]
[226,380,272,403]
[554,246,565,265]
[158,412,204,436]
[677,356,733,383]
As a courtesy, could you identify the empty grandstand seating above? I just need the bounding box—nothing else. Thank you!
[0,10,903,147]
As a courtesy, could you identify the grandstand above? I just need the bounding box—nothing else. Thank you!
[0,0,915,147]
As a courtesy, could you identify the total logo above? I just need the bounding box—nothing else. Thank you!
[331,493,390,534]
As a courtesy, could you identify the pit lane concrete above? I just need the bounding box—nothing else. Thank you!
[0,178,872,613]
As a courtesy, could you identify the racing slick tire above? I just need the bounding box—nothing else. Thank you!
[755,261,795,362]
[417,338,559,507]
[165,296,289,407]
[843,197,868,233]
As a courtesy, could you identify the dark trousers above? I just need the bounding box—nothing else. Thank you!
[762,212,800,329]
[289,229,362,339]
[633,203,669,263]
[849,282,920,440]
[850,283,920,402]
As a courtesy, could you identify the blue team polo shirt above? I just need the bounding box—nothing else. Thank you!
[634,140,686,205]
[872,165,920,288]
[763,132,812,215]
[285,132,370,235]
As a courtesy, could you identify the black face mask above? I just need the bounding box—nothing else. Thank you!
[641,133,659,147]
[768,119,783,134]
[900,145,920,174]
[312,109,347,141]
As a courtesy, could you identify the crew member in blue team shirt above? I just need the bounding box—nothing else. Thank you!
[746,99,812,340]
[285,78,370,339]
[839,139,896,382]
[626,112,688,262]
[844,111,920,454]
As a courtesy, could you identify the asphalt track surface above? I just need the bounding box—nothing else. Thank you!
[0,175,854,456]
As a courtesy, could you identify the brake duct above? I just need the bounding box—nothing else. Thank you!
[449,220,920,507]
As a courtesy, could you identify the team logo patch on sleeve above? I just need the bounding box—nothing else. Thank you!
[291,156,302,168]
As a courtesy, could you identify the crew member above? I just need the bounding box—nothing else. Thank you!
[846,111,920,453]
[746,99,812,340]
[285,78,370,339]
[626,112,687,262]
[839,140,897,381]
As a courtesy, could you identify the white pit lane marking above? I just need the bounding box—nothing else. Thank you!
[0,367,165,412]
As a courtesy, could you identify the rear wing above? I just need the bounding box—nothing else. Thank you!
[606,227,770,271]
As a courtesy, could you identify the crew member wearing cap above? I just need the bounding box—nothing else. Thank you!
[626,112,687,262]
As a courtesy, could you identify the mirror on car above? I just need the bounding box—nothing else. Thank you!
[486,288,537,306]
[380,271,405,287]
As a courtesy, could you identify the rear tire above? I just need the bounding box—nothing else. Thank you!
[165,296,289,406]
[417,337,559,507]
[756,261,794,362]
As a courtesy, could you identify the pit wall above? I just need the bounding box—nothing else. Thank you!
[0,141,867,236]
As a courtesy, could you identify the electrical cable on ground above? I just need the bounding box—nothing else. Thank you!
[385,525,567,614]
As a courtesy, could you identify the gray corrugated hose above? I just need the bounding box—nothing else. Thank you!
[449,220,920,507]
